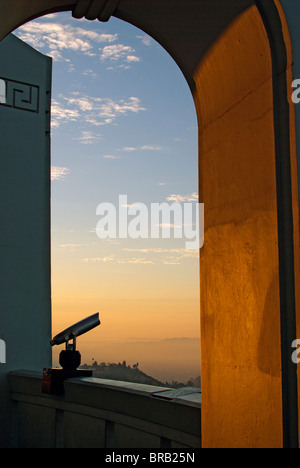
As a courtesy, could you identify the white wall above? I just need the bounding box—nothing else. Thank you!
[0,34,52,447]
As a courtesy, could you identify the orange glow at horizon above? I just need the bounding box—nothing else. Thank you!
[50,242,201,382]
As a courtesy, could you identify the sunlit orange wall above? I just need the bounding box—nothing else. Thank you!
[194,6,283,448]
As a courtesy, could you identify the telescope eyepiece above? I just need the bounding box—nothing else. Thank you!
[50,313,101,348]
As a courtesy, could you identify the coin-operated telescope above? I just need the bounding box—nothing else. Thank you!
[42,313,101,394]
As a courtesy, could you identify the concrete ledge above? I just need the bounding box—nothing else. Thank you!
[8,370,201,448]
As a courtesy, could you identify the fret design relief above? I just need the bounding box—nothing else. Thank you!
[0,78,39,113]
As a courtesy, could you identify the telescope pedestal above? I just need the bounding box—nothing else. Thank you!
[42,367,93,395]
[43,314,101,394]
[42,349,92,395]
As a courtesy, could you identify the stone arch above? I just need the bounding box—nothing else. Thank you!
[0,0,299,448]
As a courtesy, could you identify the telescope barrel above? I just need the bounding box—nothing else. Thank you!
[50,313,101,347]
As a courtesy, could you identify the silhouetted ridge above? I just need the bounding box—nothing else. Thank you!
[80,361,201,389]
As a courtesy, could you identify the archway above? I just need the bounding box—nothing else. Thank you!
[14,11,201,386]
[0,0,299,449]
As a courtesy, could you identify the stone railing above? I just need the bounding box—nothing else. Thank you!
[8,370,201,448]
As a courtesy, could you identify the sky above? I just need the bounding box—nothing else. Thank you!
[15,12,200,383]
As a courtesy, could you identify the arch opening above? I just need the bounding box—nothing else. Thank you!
[14,11,201,386]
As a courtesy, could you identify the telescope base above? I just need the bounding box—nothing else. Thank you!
[42,368,93,395]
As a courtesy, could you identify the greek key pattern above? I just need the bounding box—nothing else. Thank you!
[0,77,39,113]
[72,0,121,22]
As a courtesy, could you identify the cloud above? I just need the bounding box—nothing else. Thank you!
[73,131,103,145]
[82,248,198,267]
[166,192,199,203]
[103,155,121,159]
[51,100,79,128]
[82,256,116,264]
[126,55,141,63]
[15,21,118,61]
[100,44,141,65]
[136,35,153,46]
[123,248,199,257]
[121,147,137,152]
[51,93,146,128]
[128,258,155,264]
[119,145,165,153]
[123,248,199,265]
[82,69,98,78]
[82,256,155,265]
[51,166,70,181]
[140,145,165,151]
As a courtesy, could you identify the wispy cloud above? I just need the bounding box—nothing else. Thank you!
[125,248,198,265]
[15,21,118,61]
[16,19,144,74]
[121,147,137,152]
[126,55,141,63]
[136,35,153,47]
[51,100,79,128]
[82,69,98,78]
[82,255,155,265]
[123,248,199,258]
[103,154,121,159]
[100,44,141,68]
[73,131,103,145]
[140,145,165,151]
[51,93,146,128]
[82,248,198,266]
[119,145,166,153]
[166,193,199,203]
[51,166,70,181]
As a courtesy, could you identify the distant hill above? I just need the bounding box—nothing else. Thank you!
[80,361,201,389]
